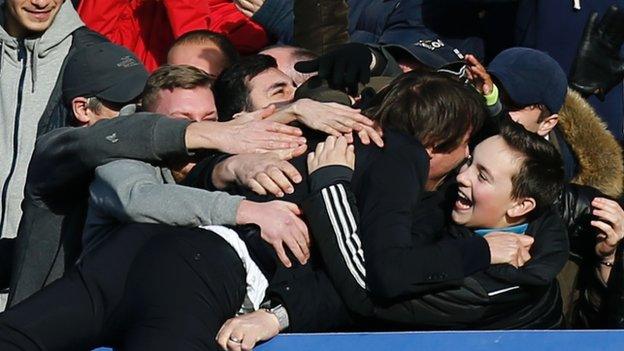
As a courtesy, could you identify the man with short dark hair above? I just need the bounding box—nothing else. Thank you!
[167,30,239,76]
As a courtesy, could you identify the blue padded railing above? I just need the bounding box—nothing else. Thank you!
[94,330,624,351]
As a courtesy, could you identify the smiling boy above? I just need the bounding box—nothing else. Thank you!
[300,119,570,330]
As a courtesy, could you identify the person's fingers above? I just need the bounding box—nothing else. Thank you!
[326,119,353,135]
[344,132,354,144]
[307,151,317,170]
[273,242,292,268]
[282,201,302,215]
[255,173,284,197]
[593,209,618,226]
[519,246,531,266]
[593,197,622,212]
[266,166,295,194]
[591,220,618,245]
[583,12,599,42]
[241,335,257,351]
[272,144,307,160]
[315,141,326,156]
[278,161,303,183]
[264,121,303,136]
[227,335,244,351]
[324,135,337,151]
[294,59,320,74]
[517,235,534,248]
[247,179,268,196]
[294,214,311,246]
[284,235,308,265]
[359,125,384,147]
[357,128,371,145]
[216,320,234,350]
[335,134,348,151]
[347,144,355,162]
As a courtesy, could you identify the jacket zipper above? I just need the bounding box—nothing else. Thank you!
[0,40,27,236]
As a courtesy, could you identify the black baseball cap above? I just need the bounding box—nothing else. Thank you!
[488,47,568,113]
[63,42,148,105]
[382,38,466,77]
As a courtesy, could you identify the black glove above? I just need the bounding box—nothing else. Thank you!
[294,42,372,96]
[569,5,624,101]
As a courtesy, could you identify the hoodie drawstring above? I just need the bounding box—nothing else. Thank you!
[0,42,5,78]
[573,0,581,11]
[30,40,39,93]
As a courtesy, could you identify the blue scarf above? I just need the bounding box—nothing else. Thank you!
[473,223,529,237]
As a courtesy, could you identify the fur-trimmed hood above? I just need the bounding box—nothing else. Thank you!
[557,89,623,198]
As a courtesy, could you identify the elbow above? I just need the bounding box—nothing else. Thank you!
[366,265,407,300]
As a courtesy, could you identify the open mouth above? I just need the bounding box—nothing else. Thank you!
[455,189,473,211]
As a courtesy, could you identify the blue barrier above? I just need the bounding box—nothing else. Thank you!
[94,330,624,351]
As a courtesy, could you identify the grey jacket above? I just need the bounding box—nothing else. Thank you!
[0,0,84,238]
[83,159,244,253]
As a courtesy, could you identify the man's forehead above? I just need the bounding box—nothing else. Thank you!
[248,68,293,89]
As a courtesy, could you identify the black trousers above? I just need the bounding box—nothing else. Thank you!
[0,223,246,351]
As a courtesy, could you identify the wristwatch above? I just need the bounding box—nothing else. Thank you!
[261,303,290,331]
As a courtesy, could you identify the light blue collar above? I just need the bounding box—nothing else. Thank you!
[473,223,529,237]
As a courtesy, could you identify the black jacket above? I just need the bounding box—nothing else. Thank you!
[302,165,569,329]
[9,115,191,306]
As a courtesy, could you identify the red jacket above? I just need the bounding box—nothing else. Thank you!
[78,0,269,72]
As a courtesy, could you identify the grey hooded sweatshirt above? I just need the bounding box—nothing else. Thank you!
[0,1,84,238]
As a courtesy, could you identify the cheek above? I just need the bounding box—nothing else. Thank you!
[472,186,506,220]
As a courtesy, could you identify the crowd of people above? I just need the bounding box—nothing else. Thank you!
[1,0,624,350]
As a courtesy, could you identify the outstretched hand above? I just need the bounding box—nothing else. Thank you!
[569,5,624,101]
[295,42,373,96]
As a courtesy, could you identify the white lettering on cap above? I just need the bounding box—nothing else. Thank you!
[117,56,139,68]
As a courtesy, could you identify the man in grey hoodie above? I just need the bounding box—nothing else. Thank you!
[0,0,96,241]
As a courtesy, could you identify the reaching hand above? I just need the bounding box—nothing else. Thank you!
[291,99,384,147]
[219,152,304,197]
[236,200,310,267]
[569,5,624,101]
[216,309,280,351]
[484,232,534,268]
[186,106,307,155]
[295,42,373,96]
[307,135,355,174]
[465,54,493,95]
[591,197,624,258]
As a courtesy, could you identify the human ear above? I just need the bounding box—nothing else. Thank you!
[71,97,90,125]
[507,197,537,219]
[536,114,559,137]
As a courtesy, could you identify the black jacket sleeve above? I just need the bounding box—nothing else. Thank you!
[26,113,191,211]
[355,144,490,300]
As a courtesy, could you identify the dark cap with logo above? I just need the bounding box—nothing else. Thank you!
[63,42,148,105]
[488,47,568,113]
[383,38,466,78]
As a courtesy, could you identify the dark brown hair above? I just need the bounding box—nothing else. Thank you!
[500,117,564,213]
[366,71,487,153]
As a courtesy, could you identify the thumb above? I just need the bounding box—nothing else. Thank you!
[295,59,319,74]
